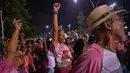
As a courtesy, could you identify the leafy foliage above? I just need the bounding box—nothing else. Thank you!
[0,0,35,38]
[77,12,85,29]
[77,12,88,33]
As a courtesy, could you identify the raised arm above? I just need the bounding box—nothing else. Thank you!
[42,33,48,54]
[52,3,61,44]
[5,19,22,62]
[20,32,26,49]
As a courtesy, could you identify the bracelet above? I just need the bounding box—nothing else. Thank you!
[53,10,58,14]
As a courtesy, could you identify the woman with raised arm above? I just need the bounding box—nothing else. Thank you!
[0,19,28,73]
[52,3,73,73]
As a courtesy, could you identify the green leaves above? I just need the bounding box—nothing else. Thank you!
[77,12,85,26]
[77,12,88,34]
[0,0,35,37]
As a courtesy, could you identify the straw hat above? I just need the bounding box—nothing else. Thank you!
[86,5,126,32]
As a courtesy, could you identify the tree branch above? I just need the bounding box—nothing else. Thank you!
[0,10,3,25]
[2,16,8,24]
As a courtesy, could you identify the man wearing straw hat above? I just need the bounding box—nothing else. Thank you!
[71,5,127,73]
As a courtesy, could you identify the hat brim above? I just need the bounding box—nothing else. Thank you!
[88,9,127,32]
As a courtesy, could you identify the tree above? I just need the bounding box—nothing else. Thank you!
[0,8,8,42]
[77,12,89,35]
[77,12,85,29]
[0,0,35,38]
[0,0,8,42]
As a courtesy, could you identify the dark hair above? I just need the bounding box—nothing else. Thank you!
[36,39,42,44]
[73,39,84,59]
[25,39,35,47]
[65,37,72,46]
[88,35,96,44]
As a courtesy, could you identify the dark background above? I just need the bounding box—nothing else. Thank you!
[27,0,130,34]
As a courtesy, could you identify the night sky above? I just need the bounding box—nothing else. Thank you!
[27,0,130,34]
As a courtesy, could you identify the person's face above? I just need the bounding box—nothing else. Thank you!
[38,40,42,45]
[28,42,32,48]
[58,31,65,43]
[111,14,125,40]
[66,38,71,45]
[14,51,25,68]
[28,41,34,49]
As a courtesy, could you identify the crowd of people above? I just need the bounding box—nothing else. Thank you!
[0,2,130,73]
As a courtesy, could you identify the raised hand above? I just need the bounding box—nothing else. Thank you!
[20,32,25,38]
[13,19,22,30]
[41,32,46,37]
[53,3,61,11]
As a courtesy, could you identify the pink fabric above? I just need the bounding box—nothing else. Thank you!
[116,43,125,66]
[24,52,35,71]
[54,66,72,73]
[0,56,28,73]
[24,56,29,69]
[68,46,74,57]
[53,43,72,63]
[116,43,124,52]
[27,52,34,65]
[68,46,73,53]
[71,43,104,73]
[36,44,43,56]
[53,43,72,73]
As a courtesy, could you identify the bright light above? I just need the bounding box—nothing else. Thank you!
[46,25,49,28]
[113,3,116,6]
[110,3,116,9]
[74,0,77,3]
[68,24,71,29]
[60,25,62,28]
[48,32,51,34]
[125,26,128,29]
[68,24,71,27]
[49,38,52,41]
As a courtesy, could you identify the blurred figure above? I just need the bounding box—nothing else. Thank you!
[88,35,96,45]
[0,19,28,73]
[65,37,74,56]
[36,39,43,55]
[24,38,36,73]
[34,34,48,73]
[124,36,130,72]
[73,39,84,63]
[71,5,126,73]
[52,3,73,73]
[41,33,56,73]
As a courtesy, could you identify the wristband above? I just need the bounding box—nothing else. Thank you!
[53,10,58,14]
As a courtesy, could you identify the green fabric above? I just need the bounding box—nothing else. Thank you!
[97,43,115,53]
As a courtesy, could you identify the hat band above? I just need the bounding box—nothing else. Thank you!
[91,10,114,25]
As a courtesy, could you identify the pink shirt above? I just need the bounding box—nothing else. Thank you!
[0,56,28,73]
[24,52,35,70]
[54,43,72,63]
[71,43,122,73]
[27,52,34,65]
